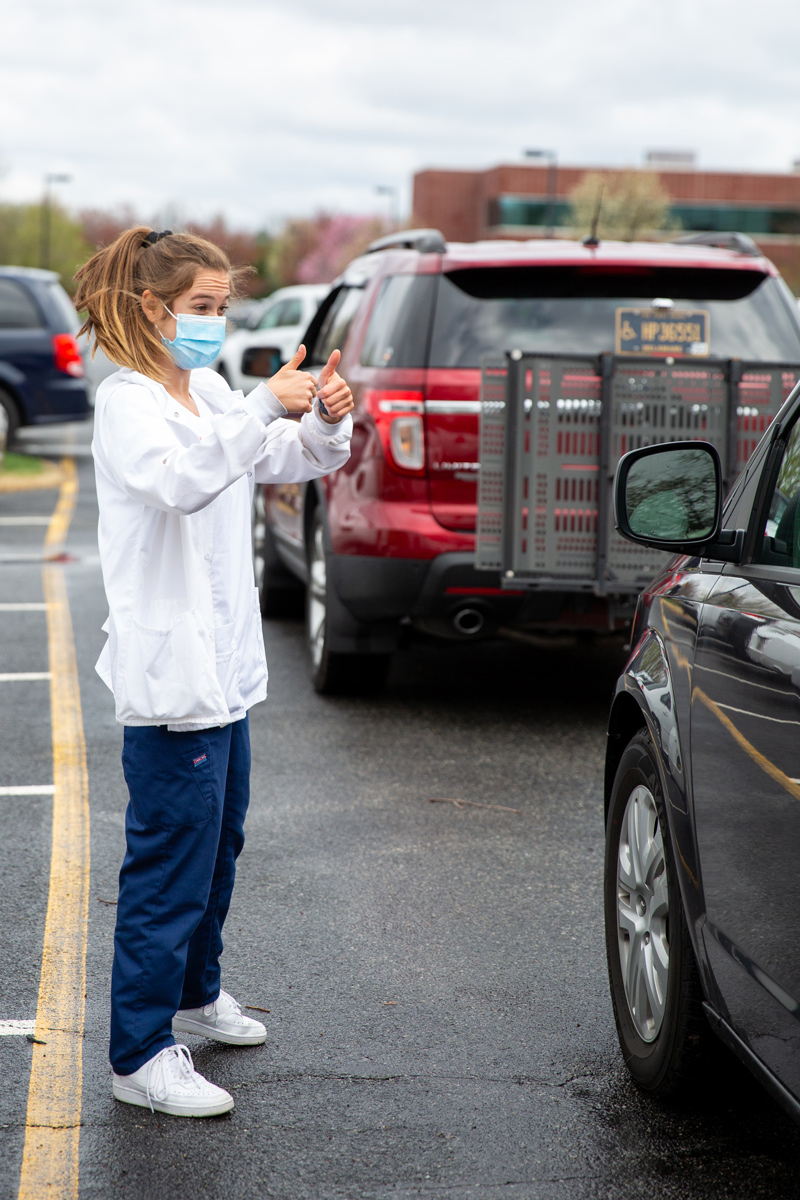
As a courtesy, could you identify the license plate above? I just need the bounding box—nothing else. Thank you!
[615,308,710,356]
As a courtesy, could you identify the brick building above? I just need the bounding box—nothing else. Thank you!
[412,162,800,290]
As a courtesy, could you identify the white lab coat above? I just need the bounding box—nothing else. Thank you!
[91,366,351,728]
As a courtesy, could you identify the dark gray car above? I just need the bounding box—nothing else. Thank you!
[0,266,89,442]
[606,404,800,1122]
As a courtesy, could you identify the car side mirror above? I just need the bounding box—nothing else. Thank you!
[241,346,282,377]
[614,441,729,554]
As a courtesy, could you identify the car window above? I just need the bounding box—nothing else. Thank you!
[0,279,44,329]
[360,275,437,368]
[312,286,364,364]
[429,267,800,368]
[754,418,800,568]
[45,281,80,333]
[258,297,304,329]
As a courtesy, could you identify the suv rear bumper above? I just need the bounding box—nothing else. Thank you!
[330,551,523,623]
[330,551,631,634]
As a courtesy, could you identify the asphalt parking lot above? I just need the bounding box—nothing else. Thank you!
[2,425,800,1199]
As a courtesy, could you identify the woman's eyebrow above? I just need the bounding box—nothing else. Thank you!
[189,292,230,302]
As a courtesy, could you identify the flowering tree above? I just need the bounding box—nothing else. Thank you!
[294,214,388,283]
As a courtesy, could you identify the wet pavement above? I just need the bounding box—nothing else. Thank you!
[1,426,800,1199]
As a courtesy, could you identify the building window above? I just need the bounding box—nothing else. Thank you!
[488,196,571,229]
[489,194,800,237]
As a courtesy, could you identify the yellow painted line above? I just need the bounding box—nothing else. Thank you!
[18,458,90,1200]
[694,685,800,803]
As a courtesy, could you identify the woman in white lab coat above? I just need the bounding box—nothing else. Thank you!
[74,227,353,1117]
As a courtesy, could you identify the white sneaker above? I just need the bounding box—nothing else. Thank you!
[112,1044,234,1117]
[172,989,267,1046]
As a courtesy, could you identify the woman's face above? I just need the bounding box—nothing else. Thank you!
[144,269,231,340]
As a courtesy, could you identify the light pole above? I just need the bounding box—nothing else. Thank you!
[40,173,72,270]
[374,185,400,230]
[524,149,558,238]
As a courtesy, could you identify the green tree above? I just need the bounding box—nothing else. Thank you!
[0,203,92,294]
[569,171,675,242]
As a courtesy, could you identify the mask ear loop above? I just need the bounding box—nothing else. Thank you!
[153,300,176,340]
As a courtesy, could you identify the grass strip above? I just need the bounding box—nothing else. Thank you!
[0,452,46,476]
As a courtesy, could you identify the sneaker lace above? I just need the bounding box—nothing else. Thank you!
[145,1045,195,1113]
[213,990,243,1018]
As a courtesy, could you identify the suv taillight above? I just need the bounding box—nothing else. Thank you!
[363,389,425,474]
[52,334,84,378]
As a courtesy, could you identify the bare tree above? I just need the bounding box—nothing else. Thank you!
[569,171,675,242]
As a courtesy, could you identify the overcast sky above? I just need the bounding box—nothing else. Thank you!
[3,0,800,231]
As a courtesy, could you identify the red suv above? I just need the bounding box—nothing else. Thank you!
[253,229,800,692]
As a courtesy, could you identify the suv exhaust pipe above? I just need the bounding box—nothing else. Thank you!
[452,607,486,637]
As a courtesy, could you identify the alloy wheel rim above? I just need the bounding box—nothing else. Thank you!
[308,521,327,669]
[617,783,670,1042]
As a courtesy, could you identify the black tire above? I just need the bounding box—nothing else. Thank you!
[251,487,304,618]
[604,728,711,1098]
[0,388,21,450]
[306,509,392,695]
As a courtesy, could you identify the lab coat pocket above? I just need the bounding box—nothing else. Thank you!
[119,608,220,723]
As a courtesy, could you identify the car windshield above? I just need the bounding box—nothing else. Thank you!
[429,266,800,367]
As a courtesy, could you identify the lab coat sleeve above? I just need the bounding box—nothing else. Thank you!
[252,404,352,484]
[96,381,290,515]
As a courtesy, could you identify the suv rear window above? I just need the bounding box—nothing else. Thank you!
[0,279,44,329]
[45,281,80,333]
[429,266,800,367]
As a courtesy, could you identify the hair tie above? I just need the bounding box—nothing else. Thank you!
[141,229,173,248]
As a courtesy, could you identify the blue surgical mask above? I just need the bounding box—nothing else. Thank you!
[158,303,226,370]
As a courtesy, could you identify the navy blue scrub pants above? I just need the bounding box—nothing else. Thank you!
[110,716,250,1075]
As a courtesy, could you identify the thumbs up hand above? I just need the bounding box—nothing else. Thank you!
[315,349,354,425]
[267,344,318,413]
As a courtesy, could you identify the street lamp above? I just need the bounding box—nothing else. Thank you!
[40,173,72,270]
[524,149,558,238]
[374,185,399,230]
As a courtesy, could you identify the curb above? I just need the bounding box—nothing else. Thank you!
[0,460,66,494]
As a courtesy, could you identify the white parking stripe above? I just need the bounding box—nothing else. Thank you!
[0,517,51,525]
[0,672,52,682]
[0,1021,36,1036]
[0,555,52,563]
[0,786,55,796]
[0,604,48,611]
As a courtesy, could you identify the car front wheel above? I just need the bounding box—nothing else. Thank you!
[604,728,710,1097]
[307,510,391,695]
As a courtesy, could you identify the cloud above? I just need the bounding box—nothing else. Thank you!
[1,0,799,228]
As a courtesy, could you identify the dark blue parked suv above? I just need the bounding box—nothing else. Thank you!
[0,266,89,443]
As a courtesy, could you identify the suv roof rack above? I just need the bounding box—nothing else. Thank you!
[366,228,447,255]
[673,231,761,257]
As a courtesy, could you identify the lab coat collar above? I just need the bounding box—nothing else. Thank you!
[114,367,234,418]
